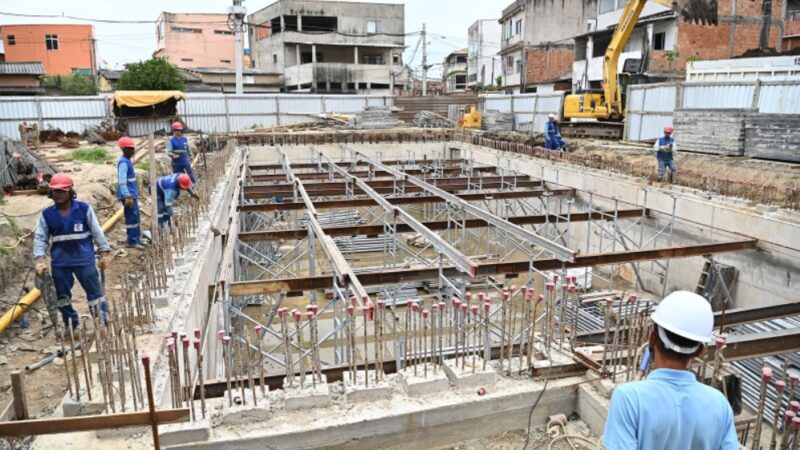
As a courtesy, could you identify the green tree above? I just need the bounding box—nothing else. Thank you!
[43,73,97,95]
[116,58,185,91]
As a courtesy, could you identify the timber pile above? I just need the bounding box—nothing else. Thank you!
[413,111,454,128]
[0,138,59,193]
[674,108,754,156]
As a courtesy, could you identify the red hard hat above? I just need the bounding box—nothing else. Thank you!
[177,173,192,190]
[664,126,674,133]
[171,122,184,131]
[118,136,135,149]
[49,173,74,191]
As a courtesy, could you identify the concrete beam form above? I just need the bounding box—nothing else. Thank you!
[228,239,758,296]
[250,166,498,182]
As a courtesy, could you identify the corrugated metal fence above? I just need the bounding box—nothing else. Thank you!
[625,80,800,141]
[0,94,393,139]
[484,92,565,133]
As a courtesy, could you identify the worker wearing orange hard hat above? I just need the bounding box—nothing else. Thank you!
[33,173,111,328]
[167,121,195,183]
[654,126,677,183]
[116,136,145,249]
[155,173,199,228]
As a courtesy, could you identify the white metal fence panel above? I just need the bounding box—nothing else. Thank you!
[757,82,800,114]
[484,96,512,113]
[681,83,756,109]
[626,83,677,141]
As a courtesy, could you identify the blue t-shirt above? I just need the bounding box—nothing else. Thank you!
[603,368,739,450]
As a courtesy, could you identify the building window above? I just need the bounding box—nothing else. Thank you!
[273,54,278,63]
[45,34,59,51]
[506,56,514,73]
[172,27,202,33]
[515,19,523,35]
[367,20,382,34]
[181,58,194,62]
[653,32,666,50]
[599,0,616,14]
[220,59,231,63]
[393,53,401,64]
[7,35,15,45]
[157,21,164,41]
[362,54,384,65]
[214,30,234,35]
[516,60,522,74]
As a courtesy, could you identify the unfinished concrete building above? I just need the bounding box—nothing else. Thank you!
[247,0,405,93]
[442,49,468,93]
[467,19,502,90]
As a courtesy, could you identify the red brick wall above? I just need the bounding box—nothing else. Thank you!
[785,19,800,37]
[525,47,574,84]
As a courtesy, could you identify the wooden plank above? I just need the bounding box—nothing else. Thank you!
[229,239,758,296]
[10,372,27,421]
[0,400,15,422]
[0,408,190,437]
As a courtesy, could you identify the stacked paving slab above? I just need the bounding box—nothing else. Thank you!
[673,108,756,156]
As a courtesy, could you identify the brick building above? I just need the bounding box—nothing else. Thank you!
[784,0,800,50]
[573,0,788,91]
[154,12,239,69]
[0,24,96,76]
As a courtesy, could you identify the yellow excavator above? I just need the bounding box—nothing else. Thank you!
[564,0,717,121]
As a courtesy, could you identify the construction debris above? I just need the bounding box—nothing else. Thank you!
[481,110,515,131]
[18,122,40,149]
[84,121,122,145]
[350,107,403,129]
[413,111,455,128]
[0,138,59,193]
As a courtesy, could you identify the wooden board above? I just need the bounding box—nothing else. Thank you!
[0,408,190,437]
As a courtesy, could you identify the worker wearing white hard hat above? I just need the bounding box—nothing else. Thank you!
[603,291,739,450]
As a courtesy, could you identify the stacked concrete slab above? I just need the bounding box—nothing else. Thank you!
[744,113,800,163]
[351,106,403,129]
[673,108,756,156]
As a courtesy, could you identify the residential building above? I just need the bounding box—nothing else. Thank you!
[97,69,122,92]
[179,67,281,93]
[467,19,502,90]
[0,24,96,76]
[248,0,405,93]
[442,49,468,93]
[572,0,788,91]
[154,13,239,69]
[0,62,45,95]
[498,0,598,93]
[785,0,800,51]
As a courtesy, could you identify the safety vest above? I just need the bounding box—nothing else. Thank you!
[545,121,560,140]
[169,136,191,166]
[117,155,138,200]
[156,174,182,199]
[42,201,96,268]
[657,136,675,161]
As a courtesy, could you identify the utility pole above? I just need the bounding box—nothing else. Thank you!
[422,23,428,97]
[229,0,247,95]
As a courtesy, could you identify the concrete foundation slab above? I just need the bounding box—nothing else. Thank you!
[151,292,169,308]
[343,370,393,403]
[221,388,271,425]
[442,358,496,389]
[283,375,330,410]
[62,391,106,417]
[160,419,211,447]
[399,366,450,397]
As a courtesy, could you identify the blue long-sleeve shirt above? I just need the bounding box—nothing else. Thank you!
[33,203,111,258]
[117,163,131,198]
[166,138,193,159]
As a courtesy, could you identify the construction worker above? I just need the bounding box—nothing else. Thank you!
[603,291,738,450]
[156,173,199,228]
[654,126,677,183]
[33,173,111,328]
[544,113,567,151]
[167,121,194,183]
[116,136,145,250]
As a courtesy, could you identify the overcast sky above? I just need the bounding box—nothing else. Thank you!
[0,0,502,77]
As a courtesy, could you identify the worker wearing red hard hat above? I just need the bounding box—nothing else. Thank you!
[116,136,145,249]
[603,291,738,450]
[155,173,199,228]
[167,121,195,183]
[653,126,677,183]
[33,173,112,328]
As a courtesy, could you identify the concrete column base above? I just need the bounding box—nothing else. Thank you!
[399,366,450,397]
[442,358,496,388]
[151,291,169,308]
[62,391,106,417]
[160,418,211,447]
[283,375,330,410]
[343,370,393,403]
[221,388,271,425]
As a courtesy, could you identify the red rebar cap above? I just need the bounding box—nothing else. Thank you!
[306,311,315,320]
[422,309,429,319]
[538,294,544,303]
[347,305,355,316]
[793,416,800,431]
[552,274,560,283]
[483,301,491,312]
[452,299,461,308]
[350,296,359,306]
[546,283,555,292]
[629,294,638,302]
[790,400,800,413]
[521,286,528,294]
[478,292,485,301]
[762,367,773,381]
[714,336,726,349]
[471,305,479,315]
[182,337,190,348]
[277,307,287,318]
[377,300,386,309]
[193,338,200,349]
[502,291,509,300]
[460,304,468,313]
[465,292,472,301]
[790,374,799,386]
[776,380,786,392]
[255,325,263,333]
[785,410,796,424]
[526,292,533,302]
[222,336,231,345]
[217,330,226,339]
[141,353,150,364]
[167,341,175,351]
[438,302,446,312]
[605,299,613,307]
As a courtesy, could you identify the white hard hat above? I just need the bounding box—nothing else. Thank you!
[548,113,556,119]
[651,291,714,354]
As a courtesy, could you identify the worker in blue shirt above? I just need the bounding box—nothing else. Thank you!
[116,136,145,250]
[654,126,677,183]
[34,173,111,328]
[156,173,199,229]
[167,122,195,183]
[545,114,567,151]
[603,291,739,450]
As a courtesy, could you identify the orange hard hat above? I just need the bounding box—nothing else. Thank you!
[171,122,184,131]
[118,136,135,148]
[664,126,674,133]
[49,173,74,191]
[177,173,192,190]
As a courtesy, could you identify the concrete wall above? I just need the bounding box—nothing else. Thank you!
[450,142,800,310]
[744,113,800,163]
[673,108,755,156]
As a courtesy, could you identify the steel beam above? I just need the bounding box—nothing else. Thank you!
[351,148,576,262]
[228,239,758,296]
[239,188,575,212]
[315,149,477,277]
[707,328,800,361]
[240,208,649,241]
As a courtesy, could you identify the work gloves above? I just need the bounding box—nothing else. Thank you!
[35,257,48,276]
[124,196,134,208]
[98,251,111,271]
